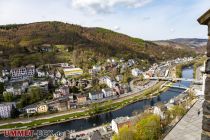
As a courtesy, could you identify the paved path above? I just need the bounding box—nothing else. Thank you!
[164,98,203,140]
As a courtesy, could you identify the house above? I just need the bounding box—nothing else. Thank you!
[127,59,135,67]
[120,84,131,93]
[104,76,116,88]
[58,85,69,95]
[111,116,131,134]
[55,70,62,79]
[30,81,49,93]
[4,86,22,96]
[63,67,83,77]
[36,69,46,77]
[21,82,29,92]
[2,69,10,77]
[76,95,87,104]
[131,68,142,77]
[5,86,14,94]
[92,65,101,72]
[0,76,8,83]
[37,104,48,113]
[54,100,71,111]
[102,88,113,98]
[39,44,53,52]
[0,102,16,118]
[53,86,70,99]
[89,91,103,100]
[115,75,123,82]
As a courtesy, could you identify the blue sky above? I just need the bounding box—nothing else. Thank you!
[0,0,209,40]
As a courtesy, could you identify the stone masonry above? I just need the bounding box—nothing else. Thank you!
[198,9,210,140]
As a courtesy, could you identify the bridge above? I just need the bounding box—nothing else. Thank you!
[145,77,203,84]
[161,82,189,90]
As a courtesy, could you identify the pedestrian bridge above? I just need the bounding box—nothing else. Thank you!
[161,82,189,90]
[145,77,202,84]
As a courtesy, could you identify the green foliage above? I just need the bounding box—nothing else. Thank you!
[135,114,161,140]
[113,114,162,140]
[169,105,186,117]
[18,87,43,108]
[113,125,136,140]
[3,92,14,102]
[88,103,100,116]
[0,22,195,71]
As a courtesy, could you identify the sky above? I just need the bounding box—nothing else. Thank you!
[0,0,209,40]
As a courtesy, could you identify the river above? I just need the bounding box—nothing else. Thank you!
[35,67,193,133]
[0,67,193,140]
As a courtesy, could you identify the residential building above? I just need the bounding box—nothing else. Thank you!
[36,69,46,77]
[2,69,10,77]
[104,76,116,88]
[0,76,8,83]
[55,70,62,78]
[127,59,135,67]
[63,67,83,77]
[37,104,48,113]
[131,68,142,77]
[0,102,16,118]
[76,95,87,104]
[58,85,69,95]
[102,88,113,98]
[89,91,103,100]
[115,75,123,82]
[31,81,49,93]
[10,65,35,80]
[24,104,37,114]
[54,100,71,111]
[111,116,131,134]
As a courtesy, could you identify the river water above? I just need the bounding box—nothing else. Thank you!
[36,67,193,133]
[0,67,193,140]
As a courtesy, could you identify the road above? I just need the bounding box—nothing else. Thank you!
[0,62,178,127]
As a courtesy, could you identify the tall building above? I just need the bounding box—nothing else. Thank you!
[10,65,35,80]
[198,9,210,140]
[0,102,16,118]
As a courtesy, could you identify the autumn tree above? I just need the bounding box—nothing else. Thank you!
[112,125,136,140]
[135,114,161,140]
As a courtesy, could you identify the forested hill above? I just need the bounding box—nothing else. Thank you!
[0,21,195,69]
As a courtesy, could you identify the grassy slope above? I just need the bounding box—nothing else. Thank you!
[0,21,195,70]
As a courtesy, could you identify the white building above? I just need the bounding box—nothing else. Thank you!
[63,67,83,77]
[10,65,35,80]
[0,102,16,118]
[131,68,142,77]
[2,69,10,77]
[115,75,123,82]
[89,91,104,100]
[111,116,131,134]
[5,86,14,94]
[36,69,46,78]
[30,81,49,92]
[102,88,113,98]
[104,76,116,88]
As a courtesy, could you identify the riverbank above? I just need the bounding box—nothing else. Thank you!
[176,57,206,78]
[0,81,167,130]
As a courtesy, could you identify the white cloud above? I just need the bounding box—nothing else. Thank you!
[70,0,152,14]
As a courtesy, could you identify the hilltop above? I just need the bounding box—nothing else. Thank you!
[0,21,195,70]
[153,38,207,54]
